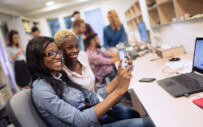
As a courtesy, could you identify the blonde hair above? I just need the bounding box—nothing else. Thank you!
[54,29,77,48]
[108,9,121,31]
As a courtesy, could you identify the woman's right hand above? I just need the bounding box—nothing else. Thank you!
[116,59,132,96]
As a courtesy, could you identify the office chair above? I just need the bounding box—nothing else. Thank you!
[6,89,48,127]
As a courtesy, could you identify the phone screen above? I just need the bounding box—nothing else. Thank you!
[119,48,128,69]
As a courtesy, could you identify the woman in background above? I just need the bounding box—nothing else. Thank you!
[7,30,30,89]
[103,9,127,54]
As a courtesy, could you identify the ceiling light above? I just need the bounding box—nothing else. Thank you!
[46,1,55,6]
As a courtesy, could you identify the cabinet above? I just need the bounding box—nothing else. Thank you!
[125,0,203,28]
[125,0,143,30]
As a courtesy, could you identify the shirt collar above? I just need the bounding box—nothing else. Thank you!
[53,73,62,80]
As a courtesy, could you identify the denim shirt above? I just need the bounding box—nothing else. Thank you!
[32,78,107,127]
[103,24,126,49]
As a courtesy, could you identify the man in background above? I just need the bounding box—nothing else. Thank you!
[31,26,40,38]
[72,11,94,39]
[72,19,86,51]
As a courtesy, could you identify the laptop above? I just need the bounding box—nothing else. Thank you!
[158,38,203,97]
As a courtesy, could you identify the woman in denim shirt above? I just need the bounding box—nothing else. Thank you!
[26,36,154,127]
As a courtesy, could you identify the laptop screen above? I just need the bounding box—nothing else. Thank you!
[193,38,203,74]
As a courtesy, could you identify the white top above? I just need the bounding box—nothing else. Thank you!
[7,46,25,62]
[63,51,96,91]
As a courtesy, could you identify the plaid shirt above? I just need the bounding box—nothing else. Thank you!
[86,49,113,84]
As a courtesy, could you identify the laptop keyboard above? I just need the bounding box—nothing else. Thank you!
[171,75,200,90]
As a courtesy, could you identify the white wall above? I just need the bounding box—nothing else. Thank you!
[151,20,203,54]
[36,0,137,37]
[36,18,51,36]
[0,28,5,47]
[6,17,28,48]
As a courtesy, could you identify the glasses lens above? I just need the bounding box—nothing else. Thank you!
[57,50,63,55]
[48,51,55,57]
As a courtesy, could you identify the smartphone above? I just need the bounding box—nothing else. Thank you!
[139,78,156,82]
[117,43,128,69]
[119,48,128,69]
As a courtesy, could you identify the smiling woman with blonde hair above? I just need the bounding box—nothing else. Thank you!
[103,9,127,54]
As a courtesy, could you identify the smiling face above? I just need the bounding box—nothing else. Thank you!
[43,42,62,74]
[61,35,80,63]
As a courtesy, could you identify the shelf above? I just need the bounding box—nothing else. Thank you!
[132,18,138,30]
[156,0,172,4]
[148,5,157,11]
[174,0,203,21]
[148,8,160,26]
[134,1,141,16]
[125,0,142,30]
[158,0,176,24]
[151,16,203,29]
[136,15,143,23]
[146,0,156,9]
[126,0,203,29]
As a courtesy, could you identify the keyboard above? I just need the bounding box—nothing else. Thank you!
[172,75,200,90]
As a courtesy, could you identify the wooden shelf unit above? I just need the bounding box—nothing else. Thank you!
[158,0,176,24]
[146,0,156,9]
[156,0,172,4]
[148,8,160,26]
[125,0,203,28]
[136,15,143,23]
[147,0,203,26]
[174,0,203,21]
[134,2,141,16]
[125,0,142,30]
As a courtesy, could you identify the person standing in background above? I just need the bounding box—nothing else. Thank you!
[72,19,86,51]
[31,26,40,38]
[6,30,30,89]
[103,9,127,54]
[72,11,94,39]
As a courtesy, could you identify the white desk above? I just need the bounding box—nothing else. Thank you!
[122,53,203,127]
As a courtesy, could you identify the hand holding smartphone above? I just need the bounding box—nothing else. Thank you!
[117,43,128,69]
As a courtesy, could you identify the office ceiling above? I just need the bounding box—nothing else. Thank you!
[0,0,94,17]
[0,0,73,12]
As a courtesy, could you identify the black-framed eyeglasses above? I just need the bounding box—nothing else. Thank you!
[43,50,63,59]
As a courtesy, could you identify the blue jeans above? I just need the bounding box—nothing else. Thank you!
[101,117,155,127]
[99,105,140,125]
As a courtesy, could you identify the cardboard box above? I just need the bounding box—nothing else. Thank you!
[157,46,184,58]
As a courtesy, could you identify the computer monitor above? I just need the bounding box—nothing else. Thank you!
[193,38,203,74]
[137,22,149,43]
